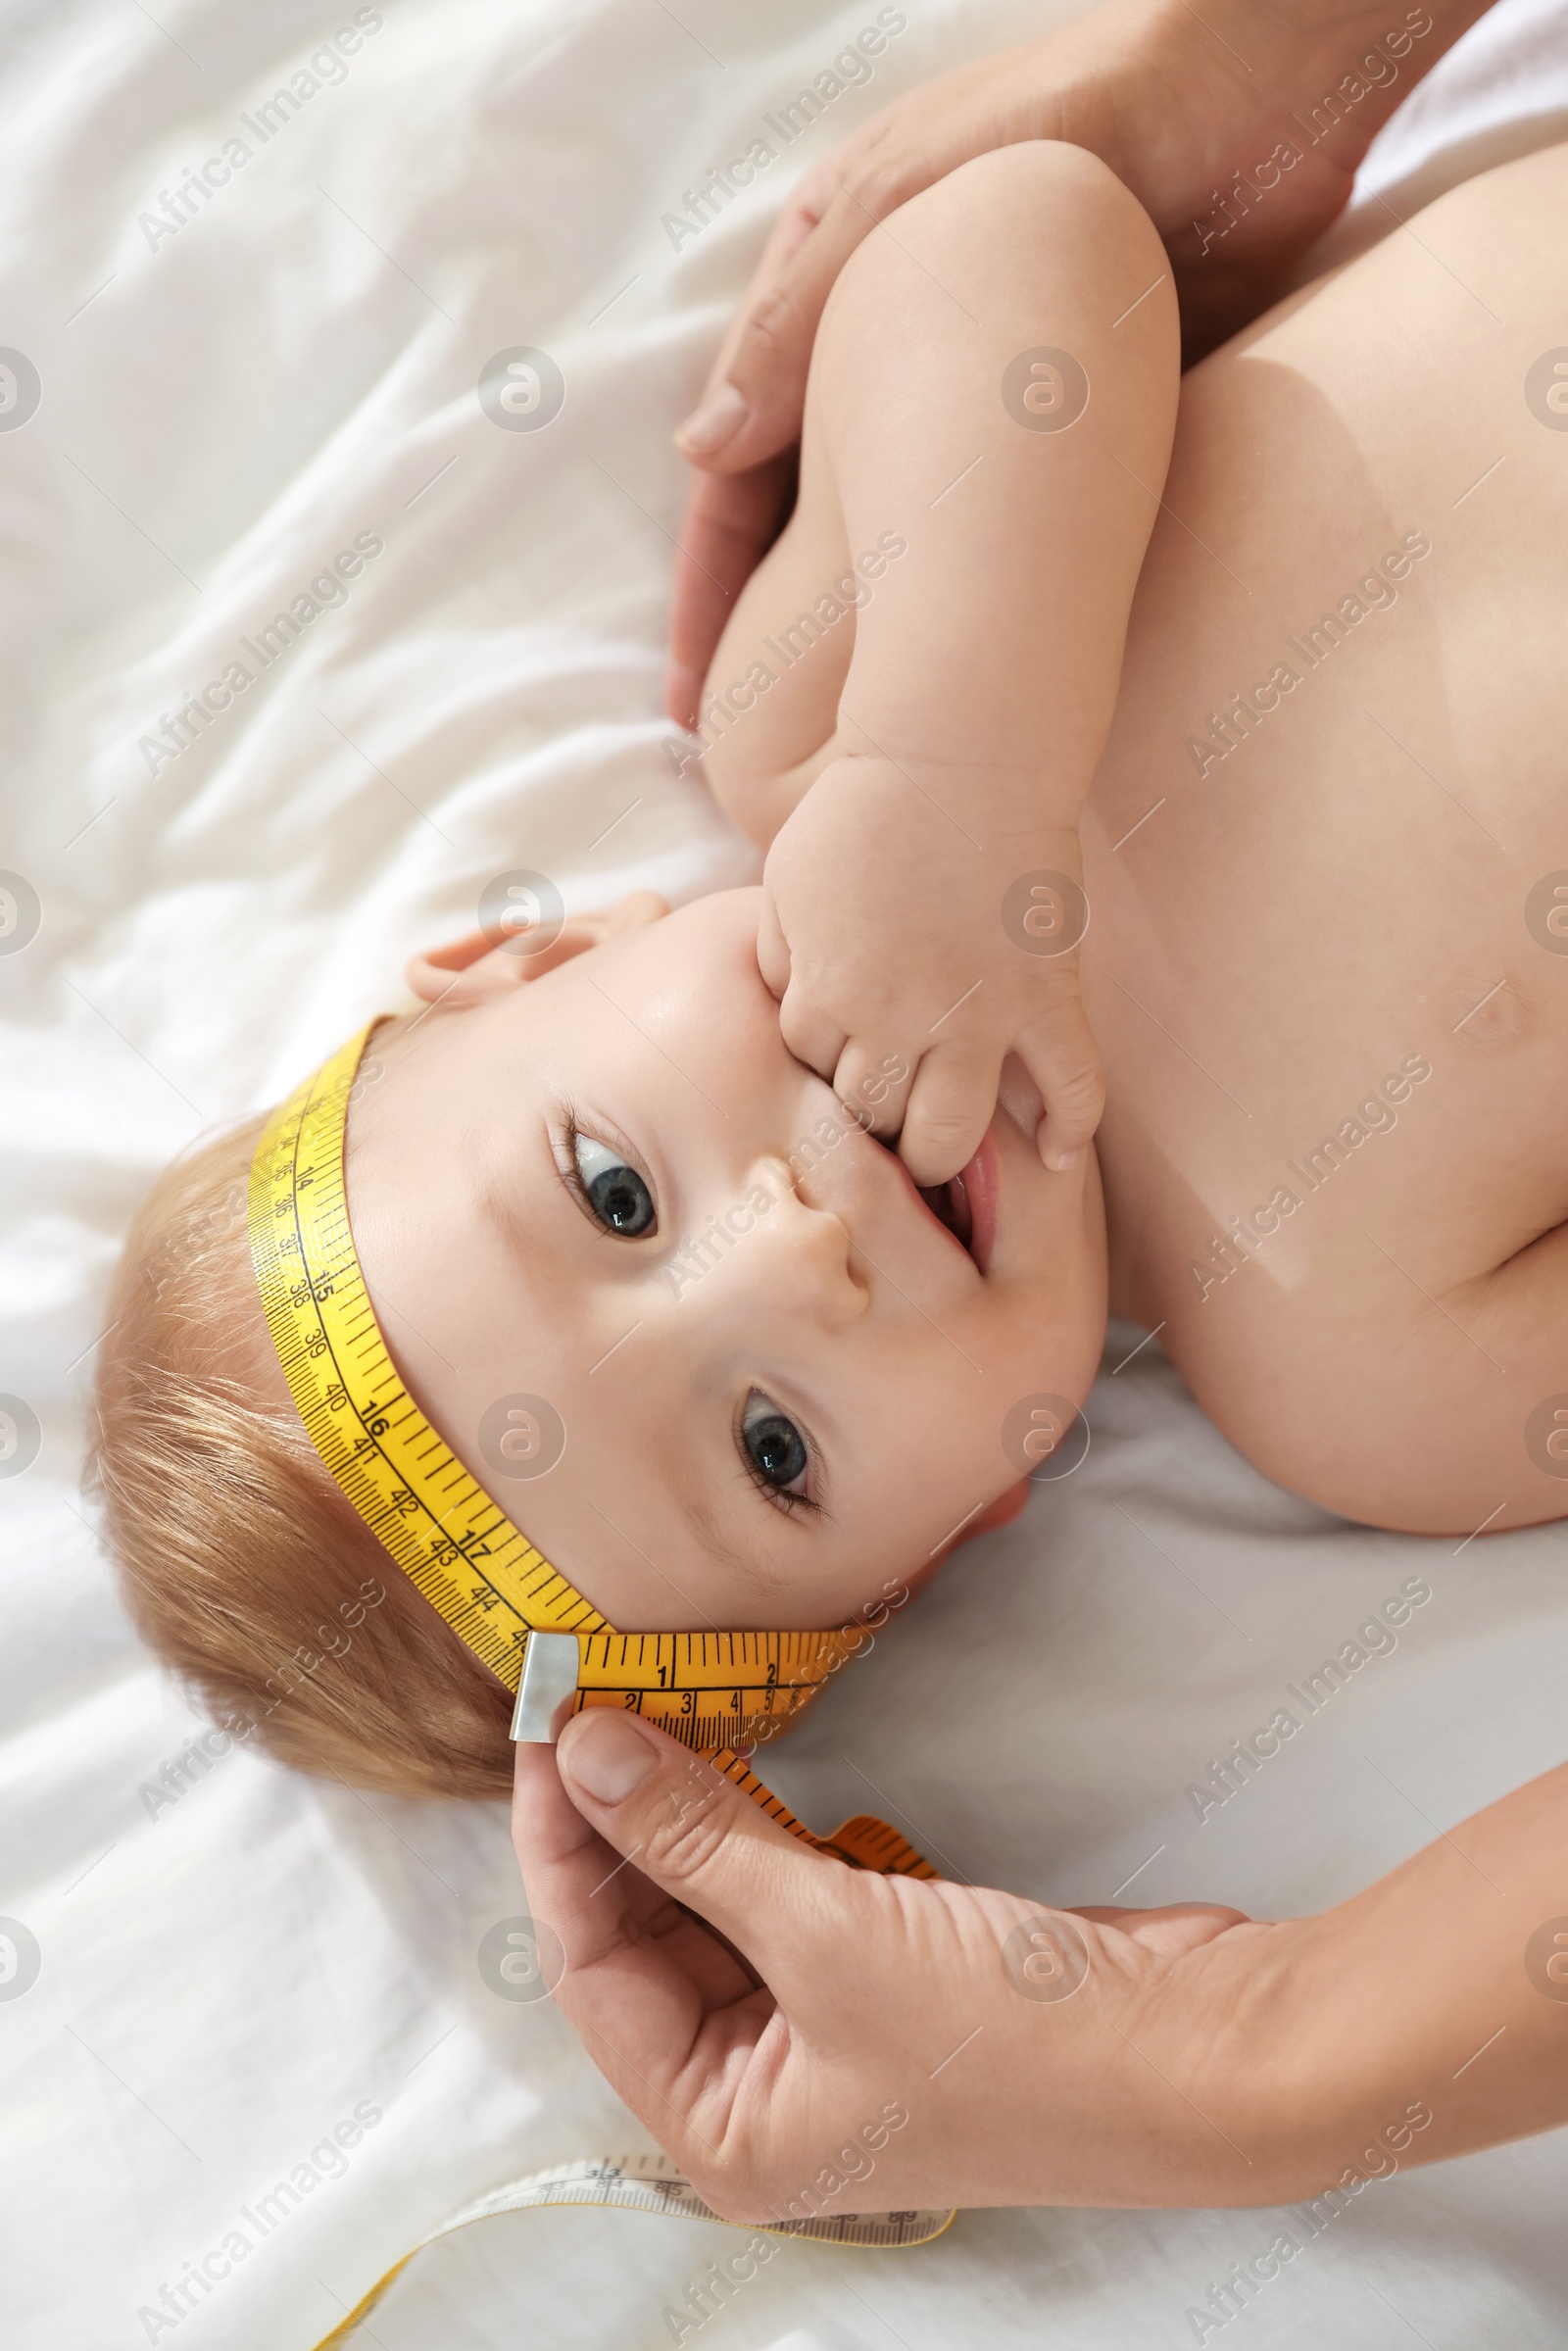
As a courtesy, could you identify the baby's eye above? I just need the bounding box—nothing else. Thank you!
[741,1390,809,1497]
[572,1133,657,1238]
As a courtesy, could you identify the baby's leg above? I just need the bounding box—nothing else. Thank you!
[692,141,1179,849]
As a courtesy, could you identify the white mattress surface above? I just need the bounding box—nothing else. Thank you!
[2,0,1566,2345]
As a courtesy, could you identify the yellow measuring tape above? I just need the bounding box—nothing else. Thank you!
[249,1021,934,1875]
[313,2155,954,2347]
[248,1022,951,2342]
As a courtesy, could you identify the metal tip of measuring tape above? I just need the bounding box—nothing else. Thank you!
[248,1026,932,1870]
[511,1631,582,1742]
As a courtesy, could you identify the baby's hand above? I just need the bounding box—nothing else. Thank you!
[759,756,1103,1187]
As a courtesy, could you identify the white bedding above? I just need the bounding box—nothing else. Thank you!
[3,0,1566,2344]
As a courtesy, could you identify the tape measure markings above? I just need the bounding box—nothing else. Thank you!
[312,2154,956,2351]
[251,1034,926,1768]
[259,1091,567,1673]
[269,1099,525,1627]
[250,1029,956,2351]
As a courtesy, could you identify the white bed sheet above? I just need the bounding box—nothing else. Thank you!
[2,0,1566,2345]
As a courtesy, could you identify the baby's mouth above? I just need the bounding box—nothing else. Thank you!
[917,1172,975,1257]
[917,1133,999,1274]
[877,1130,997,1273]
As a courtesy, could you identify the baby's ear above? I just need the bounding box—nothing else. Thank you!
[918,1478,1032,1582]
[967,1480,1031,1538]
[405,890,667,1005]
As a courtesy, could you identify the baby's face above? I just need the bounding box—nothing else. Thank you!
[347,890,1106,1633]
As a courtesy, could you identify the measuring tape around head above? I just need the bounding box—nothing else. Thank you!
[248,1020,936,1878]
[249,1024,955,2345]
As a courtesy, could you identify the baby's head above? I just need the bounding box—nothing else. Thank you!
[92,888,1106,1799]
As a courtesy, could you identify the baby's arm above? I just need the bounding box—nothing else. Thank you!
[694,140,1177,1182]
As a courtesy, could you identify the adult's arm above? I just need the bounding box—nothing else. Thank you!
[666,0,1494,727]
[514,1712,1568,2216]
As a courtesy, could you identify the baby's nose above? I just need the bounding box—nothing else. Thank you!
[693,1152,866,1328]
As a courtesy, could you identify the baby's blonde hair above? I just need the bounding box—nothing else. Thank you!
[90,1116,514,1800]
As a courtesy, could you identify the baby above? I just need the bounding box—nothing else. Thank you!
[93,134,1568,1809]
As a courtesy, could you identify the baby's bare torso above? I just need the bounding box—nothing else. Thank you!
[1085,141,1568,1531]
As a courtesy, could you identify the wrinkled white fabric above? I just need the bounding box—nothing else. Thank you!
[1,0,1565,2344]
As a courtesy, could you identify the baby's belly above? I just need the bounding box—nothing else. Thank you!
[1077,144,1568,1527]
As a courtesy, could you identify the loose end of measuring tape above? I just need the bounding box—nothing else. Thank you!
[309,2153,956,2350]
[512,1660,939,1881]
[812,1811,940,1878]
[710,1749,940,1879]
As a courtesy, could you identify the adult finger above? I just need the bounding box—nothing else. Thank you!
[896,1037,1003,1191]
[512,1739,754,2016]
[672,127,953,477]
[1072,1900,1255,1958]
[670,156,854,474]
[512,1731,790,2194]
[1015,995,1105,1170]
[664,452,797,730]
[672,167,834,459]
[553,1710,843,2013]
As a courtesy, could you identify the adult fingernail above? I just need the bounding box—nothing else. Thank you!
[664,661,703,729]
[675,383,749,456]
[561,1711,660,1804]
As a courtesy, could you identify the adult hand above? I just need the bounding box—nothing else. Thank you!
[514,1719,1568,2221]
[665,0,1486,725]
[513,1709,1275,2218]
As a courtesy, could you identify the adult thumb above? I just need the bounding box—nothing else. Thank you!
[555,1710,828,1972]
